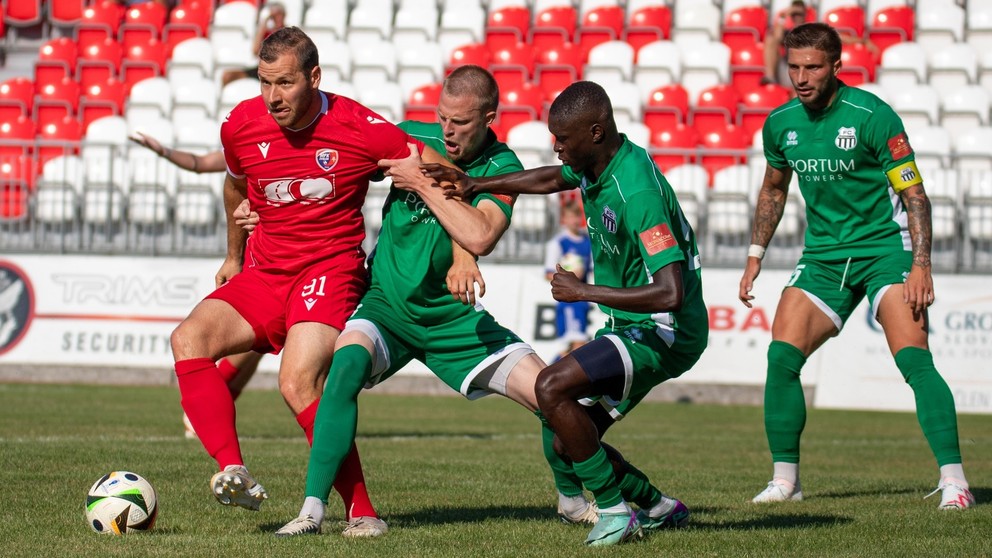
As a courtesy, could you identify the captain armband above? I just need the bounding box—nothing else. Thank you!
[886,160,923,193]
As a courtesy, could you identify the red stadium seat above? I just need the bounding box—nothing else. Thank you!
[825,5,865,39]
[50,0,86,28]
[867,5,914,56]
[0,100,26,123]
[37,116,83,164]
[35,38,79,93]
[838,42,877,85]
[485,6,530,53]
[722,5,768,51]
[76,1,125,50]
[0,116,35,159]
[690,84,742,137]
[650,123,699,172]
[80,78,126,132]
[4,0,43,28]
[534,42,583,104]
[624,6,671,53]
[576,6,624,60]
[164,1,213,56]
[448,43,491,73]
[494,83,544,141]
[121,40,167,93]
[404,83,441,122]
[698,123,749,182]
[644,84,690,137]
[34,77,81,132]
[489,42,534,92]
[739,83,791,137]
[529,6,576,54]
[77,38,124,91]
[0,76,35,115]
[120,1,168,52]
[729,39,765,98]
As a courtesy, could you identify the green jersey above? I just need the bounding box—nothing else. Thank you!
[367,121,522,324]
[560,136,707,355]
[763,82,923,259]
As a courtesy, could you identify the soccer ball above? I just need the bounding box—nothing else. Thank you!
[558,252,586,278]
[85,471,158,535]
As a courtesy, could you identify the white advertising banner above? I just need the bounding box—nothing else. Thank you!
[0,256,988,413]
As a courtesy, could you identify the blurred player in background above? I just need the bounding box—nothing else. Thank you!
[739,23,973,509]
[169,27,451,536]
[425,80,706,546]
[544,198,592,358]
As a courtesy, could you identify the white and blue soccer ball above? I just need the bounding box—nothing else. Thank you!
[85,471,158,535]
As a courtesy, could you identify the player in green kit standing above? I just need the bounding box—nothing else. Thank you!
[424,80,707,546]
[738,23,974,509]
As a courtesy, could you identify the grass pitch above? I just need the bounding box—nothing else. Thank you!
[0,382,989,558]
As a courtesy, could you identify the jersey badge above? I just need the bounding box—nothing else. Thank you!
[835,127,857,151]
[258,142,271,158]
[887,132,913,160]
[601,205,617,234]
[786,130,798,146]
[304,297,317,311]
[316,148,339,171]
[366,115,387,125]
[640,223,677,256]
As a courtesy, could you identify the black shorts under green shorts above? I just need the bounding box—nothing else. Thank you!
[346,286,528,399]
[786,250,912,331]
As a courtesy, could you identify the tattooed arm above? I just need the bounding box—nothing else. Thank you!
[739,164,792,307]
[899,183,935,314]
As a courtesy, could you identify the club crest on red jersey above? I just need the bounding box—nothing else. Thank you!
[315,149,339,171]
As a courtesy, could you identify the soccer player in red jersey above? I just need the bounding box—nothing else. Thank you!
[169,27,448,537]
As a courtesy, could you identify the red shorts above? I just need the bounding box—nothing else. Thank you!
[207,250,367,353]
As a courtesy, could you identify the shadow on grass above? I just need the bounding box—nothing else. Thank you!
[690,513,854,530]
[813,486,919,499]
[968,486,989,505]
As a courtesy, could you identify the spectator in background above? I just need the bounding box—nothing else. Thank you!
[221,1,287,87]
[544,198,592,359]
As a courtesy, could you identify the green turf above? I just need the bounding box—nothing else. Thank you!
[0,383,989,558]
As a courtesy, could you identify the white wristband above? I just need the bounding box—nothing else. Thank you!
[748,244,766,260]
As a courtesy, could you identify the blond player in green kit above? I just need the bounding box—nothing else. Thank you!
[738,23,974,509]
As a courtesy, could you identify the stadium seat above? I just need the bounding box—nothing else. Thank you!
[650,122,699,171]
[37,116,83,164]
[506,120,553,170]
[448,43,491,73]
[211,0,257,43]
[77,37,124,92]
[889,84,940,130]
[351,40,397,92]
[728,39,765,98]
[576,5,625,60]
[967,1,992,54]
[965,172,992,269]
[940,86,991,139]
[121,40,167,94]
[346,4,393,52]
[172,76,219,127]
[485,5,531,53]
[495,83,544,141]
[0,158,31,221]
[867,5,914,56]
[120,1,168,50]
[838,42,877,85]
[167,37,215,89]
[915,2,964,52]
[357,82,404,123]
[4,0,43,32]
[663,163,708,230]
[76,1,125,51]
[619,120,651,150]
[164,1,213,55]
[80,78,126,133]
[926,167,962,267]
[404,82,441,122]
[583,40,634,85]
[301,0,348,43]
[721,5,767,51]
[672,0,721,47]
[644,83,690,136]
[824,5,866,39]
[633,40,681,99]
[679,40,730,102]
[397,41,445,101]
[490,42,535,92]
[624,5,672,53]
[529,6,576,54]
[0,76,34,115]
[739,84,791,138]
[219,78,260,117]
[35,155,84,227]
[952,126,992,172]
[392,6,438,51]
[707,163,754,257]
[602,81,643,124]
[877,41,926,91]
[35,38,78,94]
[690,84,741,138]
[0,115,34,159]
[534,42,583,103]
[125,77,173,129]
[437,2,486,61]
[34,76,81,132]
[49,0,86,30]
[904,124,952,172]
[928,43,979,101]
[698,123,750,182]
[81,115,128,227]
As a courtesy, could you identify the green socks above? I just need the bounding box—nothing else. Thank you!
[764,340,807,464]
[573,447,623,509]
[895,347,962,466]
[536,411,585,497]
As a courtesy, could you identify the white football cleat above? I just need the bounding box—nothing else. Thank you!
[926,478,975,510]
[752,479,803,503]
[210,465,268,511]
[341,516,388,538]
[275,514,321,537]
[558,501,600,525]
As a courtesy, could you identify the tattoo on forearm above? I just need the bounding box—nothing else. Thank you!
[905,192,932,268]
[752,189,786,246]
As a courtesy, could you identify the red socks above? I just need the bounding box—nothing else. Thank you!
[295,399,378,519]
[175,357,243,468]
[216,358,244,399]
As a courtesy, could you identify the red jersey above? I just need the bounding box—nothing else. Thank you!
[221,91,423,275]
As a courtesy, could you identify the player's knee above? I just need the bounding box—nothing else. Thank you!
[278,371,320,409]
[170,320,201,361]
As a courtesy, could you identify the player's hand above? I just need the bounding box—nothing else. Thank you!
[739,257,762,308]
[233,199,259,233]
[446,259,486,305]
[128,131,164,156]
[421,164,473,200]
[903,264,935,316]
[379,143,431,192]
[550,264,586,302]
[215,257,242,288]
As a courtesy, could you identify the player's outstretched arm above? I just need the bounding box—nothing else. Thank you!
[553,262,684,314]
[129,132,226,173]
[899,183,935,314]
[217,174,249,287]
[740,164,792,307]
[422,163,572,199]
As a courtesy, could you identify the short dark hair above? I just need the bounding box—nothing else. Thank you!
[258,26,319,76]
[547,81,612,127]
[784,22,842,64]
[443,65,499,114]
